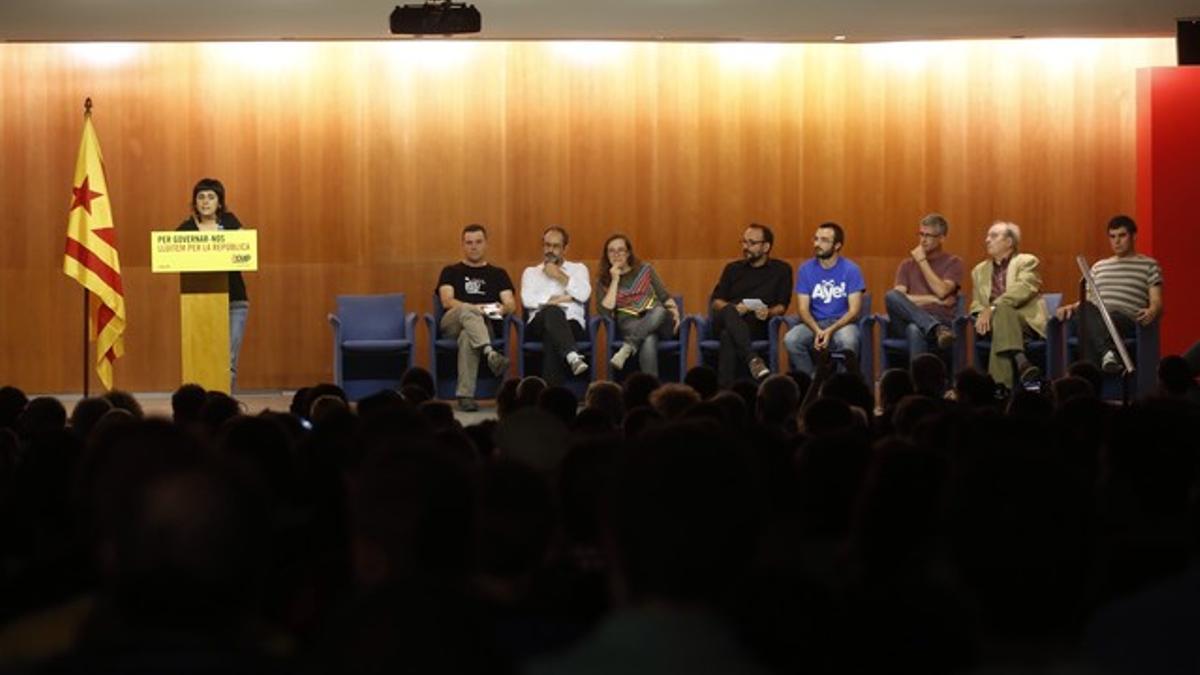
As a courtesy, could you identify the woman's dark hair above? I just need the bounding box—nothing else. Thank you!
[191,177,226,217]
[598,234,641,289]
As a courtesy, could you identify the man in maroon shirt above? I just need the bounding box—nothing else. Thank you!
[884,213,964,353]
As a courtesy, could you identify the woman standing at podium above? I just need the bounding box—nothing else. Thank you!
[175,177,249,391]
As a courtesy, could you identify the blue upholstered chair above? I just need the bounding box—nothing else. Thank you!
[424,293,513,400]
[778,292,874,378]
[964,292,1064,380]
[515,306,602,398]
[1065,314,1160,399]
[602,296,689,383]
[875,295,967,373]
[328,293,417,401]
[688,308,779,380]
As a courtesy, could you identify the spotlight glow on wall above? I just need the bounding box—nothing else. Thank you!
[711,42,786,70]
[208,42,315,70]
[387,40,481,70]
[66,42,143,67]
[549,41,631,66]
[861,41,948,73]
[1029,39,1103,74]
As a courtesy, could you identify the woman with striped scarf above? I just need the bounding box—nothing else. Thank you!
[598,234,681,376]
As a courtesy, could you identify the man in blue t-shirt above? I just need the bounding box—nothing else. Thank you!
[784,222,866,375]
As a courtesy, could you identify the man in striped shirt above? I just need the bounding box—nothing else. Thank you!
[1056,215,1163,374]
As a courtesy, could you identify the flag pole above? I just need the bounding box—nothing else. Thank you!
[81,97,92,398]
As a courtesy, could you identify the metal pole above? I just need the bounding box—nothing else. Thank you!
[83,290,90,397]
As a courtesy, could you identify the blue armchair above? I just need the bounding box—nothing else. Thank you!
[515,307,602,398]
[875,295,967,373]
[1065,314,1160,399]
[424,293,513,400]
[602,296,689,383]
[778,292,874,378]
[689,308,780,380]
[964,292,1063,381]
[328,293,417,401]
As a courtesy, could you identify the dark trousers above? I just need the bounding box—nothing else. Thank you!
[713,304,768,386]
[527,305,586,386]
[1079,301,1135,365]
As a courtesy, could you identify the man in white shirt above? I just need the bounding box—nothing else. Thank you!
[520,226,593,385]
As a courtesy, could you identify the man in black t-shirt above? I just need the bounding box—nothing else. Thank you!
[710,223,793,386]
[436,224,516,411]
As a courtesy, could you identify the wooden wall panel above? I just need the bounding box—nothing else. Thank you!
[0,39,1173,393]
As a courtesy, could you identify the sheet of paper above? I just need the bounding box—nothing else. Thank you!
[741,298,767,310]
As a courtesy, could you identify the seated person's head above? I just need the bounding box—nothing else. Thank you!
[757,374,800,425]
[649,383,701,420]
[18,396,68,443]
[102,389,144,419]
[803,397,855,436]
[820,372,874,417]
[516,376,547,408]
[538,385,579,427]
[1066,360,1103,399]
[683,366,719,400]
[879,368,915,410]
[495,378,521,419]
[910,354,948,399]
[171,384,207,425]
[954,368,998,408]
[584,381,624,425]
[1051,375,1095,406]
[0,385,29,431]
[1158,355,1196,397]
[400,367,436,401]
[622,372,661,411]
[71,396,114,441]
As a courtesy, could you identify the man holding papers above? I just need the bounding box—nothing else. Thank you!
[785,222,866,375]
[437,223,515,411]
[709,223,793,386]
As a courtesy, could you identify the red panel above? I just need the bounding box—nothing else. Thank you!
[1137,67,1200,357]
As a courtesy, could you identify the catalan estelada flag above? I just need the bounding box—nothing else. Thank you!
[63,108,125,390]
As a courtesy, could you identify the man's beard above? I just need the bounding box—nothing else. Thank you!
[815,248,834,260]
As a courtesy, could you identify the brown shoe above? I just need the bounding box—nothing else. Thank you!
[748,356,770,380]
[934,325,955,350]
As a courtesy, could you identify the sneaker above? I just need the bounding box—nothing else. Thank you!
[486,348,509,377]
[610,343,637,371]
[568,353,589,376]
[934,325,956,350]
[748,356,770,381]
[457,397,480,412]
[1101,350,1124,375]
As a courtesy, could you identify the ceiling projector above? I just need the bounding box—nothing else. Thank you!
[390,2,482,35]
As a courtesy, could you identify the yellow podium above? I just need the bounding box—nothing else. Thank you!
[151,230,258,393]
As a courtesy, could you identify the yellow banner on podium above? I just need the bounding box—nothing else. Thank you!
[150,230,258,273]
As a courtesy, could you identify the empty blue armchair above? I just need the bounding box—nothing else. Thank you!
[328,293,417,401]
[964,292,1063,381]
[424,293,513,400]
[515,307,602,398]
[875,295,967,373]
[602,296,689,383]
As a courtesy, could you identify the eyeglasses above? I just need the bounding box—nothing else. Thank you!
[740,239,764,246]
[917,231,943,239]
